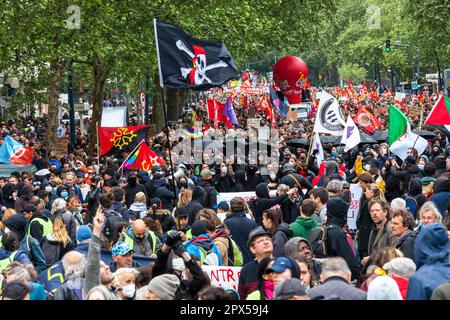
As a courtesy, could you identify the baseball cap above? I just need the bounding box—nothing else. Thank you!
[267,256,293,273]
[273,278,308,300]
[22,204,37,213]
[200,169,215,178]
[112,242,134,256]
[217,201,230,211]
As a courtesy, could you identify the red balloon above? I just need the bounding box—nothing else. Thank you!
[273,56,308,104]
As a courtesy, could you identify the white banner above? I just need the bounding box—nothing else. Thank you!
[101,106,127,127]
[347,183,362,230]
[218,191,277,204]
[202,265,242,291]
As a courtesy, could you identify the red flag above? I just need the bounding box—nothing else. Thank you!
[122,140,165,171]
[206,99,215,119]
[97,125,149,157]
[353,107,381,134]
[10,146,34,164]
[258,96,272,119]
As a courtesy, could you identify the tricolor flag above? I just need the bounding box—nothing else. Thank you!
[388,104,428,160]
[425,95,450,126]
[121,140,165,171]
[341,116,361,152]
[310,132,324,164]
[0,136,34,164]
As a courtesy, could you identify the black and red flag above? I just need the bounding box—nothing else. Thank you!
[97,125,149,157]
[154,20,240,90]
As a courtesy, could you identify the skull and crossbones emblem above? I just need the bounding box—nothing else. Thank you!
[176,40,228,85]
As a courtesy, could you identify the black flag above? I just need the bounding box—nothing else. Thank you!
[154,20,240,90]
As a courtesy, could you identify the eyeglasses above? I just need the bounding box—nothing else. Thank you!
[254,237,271,245]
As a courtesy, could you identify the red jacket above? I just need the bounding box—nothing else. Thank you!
[391,274,409,300]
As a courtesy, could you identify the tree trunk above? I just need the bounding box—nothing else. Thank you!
[46,59,63,158]
[166,87,187,121]
[152,71,165,134]
[89,53,109,154]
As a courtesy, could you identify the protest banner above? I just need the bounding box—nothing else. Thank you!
[218,191,277,204]
[347,183,362,230]
[202,265,242,291]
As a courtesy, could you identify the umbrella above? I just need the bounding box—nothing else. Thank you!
[35,169,51,177]
[320,135,338,144]
[360,132,378,144]
[287,139,309,148]
[413,130,436,140]
[373,130,388,142]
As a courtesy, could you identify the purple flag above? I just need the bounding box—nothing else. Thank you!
[222,97,239,125]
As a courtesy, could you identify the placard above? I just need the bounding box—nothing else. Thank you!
[347,183,363,230]
[201,266,242,291]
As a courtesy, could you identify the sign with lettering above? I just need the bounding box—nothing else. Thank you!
[202,266,242,291]
[347,183,362,230]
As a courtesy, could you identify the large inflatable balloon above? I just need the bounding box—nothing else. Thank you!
[273,56,308,105]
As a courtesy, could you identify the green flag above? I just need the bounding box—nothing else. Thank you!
[388,104,407,146]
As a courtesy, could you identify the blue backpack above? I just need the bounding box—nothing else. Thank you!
[404,196,418,219]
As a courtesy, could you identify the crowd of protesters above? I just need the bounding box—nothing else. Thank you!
[0,80,449,301]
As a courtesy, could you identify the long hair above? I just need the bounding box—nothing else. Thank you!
[177,188,192,208]
[51,198,67,214]
[366,183,386,201]
[52,217,71,247]
[0,208,17,230]
[263,208,283,232]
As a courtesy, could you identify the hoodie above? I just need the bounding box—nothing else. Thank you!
[145,178,176,210]
[290,216,320,239]
[272,223,293,258]
[325,197,361,280]
[251,183,287,226]
[431,178,450,216]
[184,234,223,266]
[406,223,450,300]
[183,186,206,225]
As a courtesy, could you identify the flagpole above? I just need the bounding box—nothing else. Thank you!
[305,132,315,169]
[96,122,100,167]
[412,99,425,151]
[160,86,178,200]
[117,139,144,173]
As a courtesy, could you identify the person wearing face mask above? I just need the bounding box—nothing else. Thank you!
[118,219,160,257]
[111,268,138,300]
[151,230,208,300]
[244,164,263,192]
[213,163,235,193]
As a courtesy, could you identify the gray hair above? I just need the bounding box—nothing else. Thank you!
[51,198,67,213]
[326,180,343,195]
[321,257,351,280]
[4,263,31,281]
[390,198,406,211]
[111,268,139,288]
[418,201,442,222]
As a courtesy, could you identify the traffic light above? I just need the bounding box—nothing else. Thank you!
[385,39,391,53]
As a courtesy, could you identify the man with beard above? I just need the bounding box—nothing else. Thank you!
[118,219,160,257]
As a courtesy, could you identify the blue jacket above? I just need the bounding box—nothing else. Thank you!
[0,248,32,265]
[112,202,131,221]
[64,184,83,203]
[406,223,450,300]
[19,235,48,273]
[184,234,223,266]
[224,211,258,265]
[431,192,450,217]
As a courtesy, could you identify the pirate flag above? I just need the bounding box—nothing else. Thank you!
[154,20,240,90]
[97,125,149,157]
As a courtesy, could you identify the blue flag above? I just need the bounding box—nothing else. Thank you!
[269,87,289,118]
[0,135,23,163]
[222,97,239,125]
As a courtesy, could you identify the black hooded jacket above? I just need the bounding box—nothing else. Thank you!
[232,170,246,192]
[198,179,218,209]
[272,223,293,257]
[182,186,206,226]
[250,183,287,226]
[279,167,313,198]
[325,197,361,280]
[123,178,147,208]
[2,183,17,209]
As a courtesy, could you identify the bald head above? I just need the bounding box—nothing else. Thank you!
[62,251,86,277]
[132,220,147,239]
